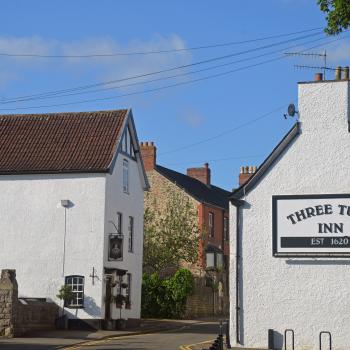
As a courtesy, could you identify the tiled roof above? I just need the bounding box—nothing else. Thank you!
[0,109,128,174]
[156,165,230,209]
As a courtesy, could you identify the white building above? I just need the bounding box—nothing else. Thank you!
[229,71,350,349]
[0,109,149,329]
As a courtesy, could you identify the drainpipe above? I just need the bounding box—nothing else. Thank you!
[230,198,245,345]
[236,205,240,344]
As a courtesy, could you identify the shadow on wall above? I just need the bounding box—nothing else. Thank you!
[286,259,350,265]
[62,295,101,318]
[83,295,101,317]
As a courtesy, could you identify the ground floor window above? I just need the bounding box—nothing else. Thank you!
[65,275,84,308]
[125,273,132,309]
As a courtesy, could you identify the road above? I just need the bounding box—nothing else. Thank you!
[0,322,221,350]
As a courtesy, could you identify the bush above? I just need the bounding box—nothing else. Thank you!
[141,268,194,319]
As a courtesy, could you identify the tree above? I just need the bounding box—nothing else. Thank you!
[318,0,350,35]
[143,188,199,273]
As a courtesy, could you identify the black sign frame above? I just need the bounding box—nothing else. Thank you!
[272,193,350,258]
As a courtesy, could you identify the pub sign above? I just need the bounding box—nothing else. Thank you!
[273,194,350,257]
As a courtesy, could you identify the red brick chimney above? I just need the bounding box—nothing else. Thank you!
[140,142,157,171]
[187,163,211,186]
[239,166,257,186]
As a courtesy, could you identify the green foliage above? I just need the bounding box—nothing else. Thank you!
[56,285,74,302]
[141,268,194,319]
[318,0,350,34]
[143,188,200,273]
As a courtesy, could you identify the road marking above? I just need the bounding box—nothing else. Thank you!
[60,323,209,349]
[179,339,214,350]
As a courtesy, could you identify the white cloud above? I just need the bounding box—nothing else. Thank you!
[0,34,192,92]
[178,109,204,128]
[327,40,350,63]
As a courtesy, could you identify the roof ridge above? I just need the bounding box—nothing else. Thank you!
[0,109,129,118]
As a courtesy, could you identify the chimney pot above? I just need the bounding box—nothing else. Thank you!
[344,66,349,80]
[335,66,342,80]
[315,73,323,81]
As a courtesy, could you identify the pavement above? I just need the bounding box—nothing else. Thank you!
[0,318,227,350]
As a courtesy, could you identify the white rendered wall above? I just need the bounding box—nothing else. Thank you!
[0,173,106,320]
[230,81,350,349]
[104,153,144,320]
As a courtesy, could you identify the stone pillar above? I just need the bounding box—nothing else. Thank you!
[0,269,18,338]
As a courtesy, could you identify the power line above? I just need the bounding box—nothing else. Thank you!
[162,154,265,166]
[0,32,330,105]
[158,77,333,158]
[0,27,322,58]
[0,32,347,112]
[0,31,323,104]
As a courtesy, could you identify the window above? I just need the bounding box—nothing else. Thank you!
[116,212,123,234]
[123,159,129,193]
[128,216,134,252]
[208,212,214,237]
[126,273,132,308]
[121,127,136,159]
[224,217,229,241]
[65,275,84,308]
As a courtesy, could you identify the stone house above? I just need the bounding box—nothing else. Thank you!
[0,109,149,330]
[140,141,230,317]
[229,71,350,349]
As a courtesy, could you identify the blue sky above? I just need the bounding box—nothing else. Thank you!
[0,1,349,190]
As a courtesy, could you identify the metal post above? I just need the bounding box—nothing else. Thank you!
[226,319,231,349]
[319,331,332,350]
[284,329,295,350]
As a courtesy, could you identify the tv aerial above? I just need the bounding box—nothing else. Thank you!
[284,103,299,119]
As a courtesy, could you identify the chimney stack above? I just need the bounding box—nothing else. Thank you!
[187,163,211,186]
[239,166,257,186]
[140,141,157,171]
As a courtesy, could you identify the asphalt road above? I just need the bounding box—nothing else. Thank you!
[0,322,221,350]
[63,322,220,350]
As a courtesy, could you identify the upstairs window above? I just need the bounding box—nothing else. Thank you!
[116,212,123,234]
[123,159,129,193]
[128,216,134,252]
[224,217,229,241]
[64,275,84,308]
[208,212,214,237]
[121,127,136,159]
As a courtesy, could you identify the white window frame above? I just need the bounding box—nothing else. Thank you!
[208,212,214,237]
[65,275,84,308]
[123,159,129,194]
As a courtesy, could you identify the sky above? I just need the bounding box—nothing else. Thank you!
[0,1,349,190]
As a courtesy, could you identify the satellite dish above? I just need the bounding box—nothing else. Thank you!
[287,103,296,117]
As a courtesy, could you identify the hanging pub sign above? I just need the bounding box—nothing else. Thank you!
[273,194,350,257]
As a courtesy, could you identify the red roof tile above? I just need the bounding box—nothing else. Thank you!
[0,109,128,174]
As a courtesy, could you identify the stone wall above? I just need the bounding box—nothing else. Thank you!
[0,269,18,337]
[0,269,58,338]
[185,275,229,318]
